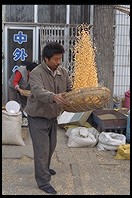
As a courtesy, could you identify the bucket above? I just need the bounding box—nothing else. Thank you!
[5,100,20,114]
[124,90,130,110]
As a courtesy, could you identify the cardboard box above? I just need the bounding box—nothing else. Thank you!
[58,111,92,128]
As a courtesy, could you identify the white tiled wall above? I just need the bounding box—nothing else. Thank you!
[114,6,130,98]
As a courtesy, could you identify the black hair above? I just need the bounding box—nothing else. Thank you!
[42,42,65,60]
[21,61,31,66]
[26,62,38,71]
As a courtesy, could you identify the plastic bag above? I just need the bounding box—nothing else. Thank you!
[97,132,126,151]
[66,127,99,148]
[114,144,130,159]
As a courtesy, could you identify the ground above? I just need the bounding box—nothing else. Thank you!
[2,127,130,195]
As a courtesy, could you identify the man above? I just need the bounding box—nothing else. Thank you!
[8,61,38,111]
[24,42,72,194]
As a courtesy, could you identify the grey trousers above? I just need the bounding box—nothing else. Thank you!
[27,115,57,188]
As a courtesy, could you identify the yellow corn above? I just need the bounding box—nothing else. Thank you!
[72,24,98,90]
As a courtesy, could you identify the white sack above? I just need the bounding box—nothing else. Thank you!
[2,110,25,146]
[66,127,99,148]
[65,127,77,137]
[97,132,126,151]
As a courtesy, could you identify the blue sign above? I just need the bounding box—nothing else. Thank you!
[13,48,28,61]
[12,65,19,72]
[13,31,27,44]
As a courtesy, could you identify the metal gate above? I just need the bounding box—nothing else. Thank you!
[39,24,78,75]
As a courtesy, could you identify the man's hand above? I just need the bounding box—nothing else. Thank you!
[53,94,69,105]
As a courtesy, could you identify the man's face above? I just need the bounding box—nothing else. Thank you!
[45,54,63,71]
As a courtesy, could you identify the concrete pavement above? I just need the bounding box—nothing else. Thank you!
[2,127,130,195]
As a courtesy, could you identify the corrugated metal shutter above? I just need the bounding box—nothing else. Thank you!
[40,24,78,75]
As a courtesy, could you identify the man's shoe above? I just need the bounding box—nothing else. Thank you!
[40,184,57,194]
[49,169,56,175]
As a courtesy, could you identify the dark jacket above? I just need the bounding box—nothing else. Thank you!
[24,61,72,119]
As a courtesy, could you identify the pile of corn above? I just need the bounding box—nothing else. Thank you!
[62,23,111,112]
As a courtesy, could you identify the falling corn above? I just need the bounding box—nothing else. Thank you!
[72,24,98,90]
[62,23,111,112]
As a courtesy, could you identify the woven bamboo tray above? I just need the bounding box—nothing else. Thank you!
[62,87,111,112]
[22,90,31,97]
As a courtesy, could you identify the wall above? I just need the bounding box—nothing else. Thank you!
[2,5,130,104]
[114,7,130,98]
